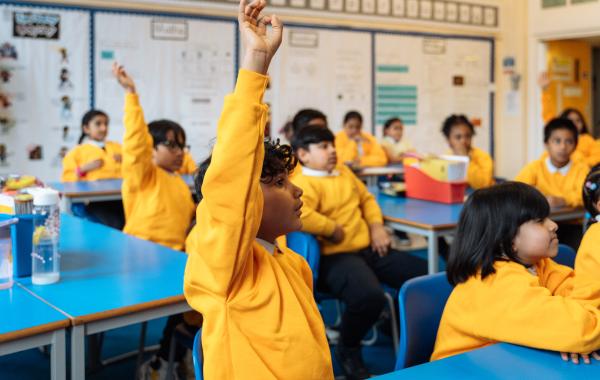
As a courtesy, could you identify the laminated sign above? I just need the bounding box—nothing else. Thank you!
[13,11,60,40]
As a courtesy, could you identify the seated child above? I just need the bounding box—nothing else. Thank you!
[441,114,494,189]
[336,110,388,167]
[183,1,333,378]
[291,125,426,379]
[560,108,600,167]
[112,63,196,251]
[61,110,125,229]
[380,117,414,164]
[516,117,589,250]
[432,182,600,363]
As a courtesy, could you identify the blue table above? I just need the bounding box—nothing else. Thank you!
[18,214,191,379]
[0,285,70,380]
[48,175,195,214]
[374,343,600,379]
[373,188,586,274]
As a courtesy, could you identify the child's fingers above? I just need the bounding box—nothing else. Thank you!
[582,354,591,364]
[270,15,283,48]
[571,353,579,364]
[238,0,248,25]
[593,351,600,361]
[561,352,569,361]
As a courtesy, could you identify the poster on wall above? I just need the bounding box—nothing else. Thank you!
[0,4,90,181]
[374,33,493,155]
[94,13,236,164]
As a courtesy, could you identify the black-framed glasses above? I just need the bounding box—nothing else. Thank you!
[159,140,188,152]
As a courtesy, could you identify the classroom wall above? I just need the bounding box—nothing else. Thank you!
[27,0,529,179]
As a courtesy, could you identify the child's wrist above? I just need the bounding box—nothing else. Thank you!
[241,50,269,75]
[76,166,87,178]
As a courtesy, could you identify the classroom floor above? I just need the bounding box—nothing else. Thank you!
[0,243,436,380]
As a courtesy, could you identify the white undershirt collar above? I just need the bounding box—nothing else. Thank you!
[85,139,105,149]
[301,166,340,177]
[545,157,571,176]
[256,238,277,255]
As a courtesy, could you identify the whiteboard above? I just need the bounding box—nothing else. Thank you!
[267,27,372,140]
[94,12,236,164]
[374,33,493,156]
[0,4,90,181]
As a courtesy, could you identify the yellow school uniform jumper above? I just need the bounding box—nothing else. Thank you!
[183,70,333,380]
[577,134,600,167]
[176,151,197,175]
[335,130,388,167]
[515,157,589,207]
[61,141,122,182]
[121,93,195,251]
[574,222,600,289]
[291,164,383,255]
[431,258,600,361]
[465,147,495,190]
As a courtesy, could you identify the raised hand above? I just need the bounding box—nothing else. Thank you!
[112,62,136,94]
[238,0,283,75]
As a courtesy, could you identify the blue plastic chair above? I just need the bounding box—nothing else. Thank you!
[554,244,576,268]
[395,272,453,370]
[192,329,203,380]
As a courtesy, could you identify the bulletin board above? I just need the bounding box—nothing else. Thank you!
[374,33,494,156]
[93,12,237,163]
[0,3,90,181]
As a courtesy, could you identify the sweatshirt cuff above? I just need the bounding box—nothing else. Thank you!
[125,93,140,108]
[234,69,269,103]
[322,219,337,238]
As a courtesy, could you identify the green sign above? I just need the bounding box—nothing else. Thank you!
[571,0,597,4]
[542,0,566,7]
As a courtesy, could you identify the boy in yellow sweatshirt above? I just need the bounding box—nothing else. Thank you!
[183,1,333,378]
[112,63,196,251]
[441,114,494,190]
[516,117,588,250]
[432,182,600,364]
[291,125,426,379]
[336,110,388,167]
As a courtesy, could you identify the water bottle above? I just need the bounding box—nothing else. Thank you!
[31,189,61,285]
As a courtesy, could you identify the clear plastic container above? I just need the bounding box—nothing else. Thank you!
[0,218,18,290]
[31,189,61,285]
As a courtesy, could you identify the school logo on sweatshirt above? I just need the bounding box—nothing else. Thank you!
[13,12,60,40]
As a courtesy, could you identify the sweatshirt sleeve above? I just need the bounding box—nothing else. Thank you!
[359,134,388,167]
[514,161,537,185]
[61,149,79,182]
[562,165,586,207]
[536,258,574,297]
[467,148,494,189]
[347,166,383,225]
[184,69,269,302]
[295,177,337,238]
[122,94,155,190]
[574,224,600,301]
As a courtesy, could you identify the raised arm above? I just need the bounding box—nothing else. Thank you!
[184,0,283,302]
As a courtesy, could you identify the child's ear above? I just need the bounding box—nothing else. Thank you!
[296,148,309,164]
[595,199,600,214]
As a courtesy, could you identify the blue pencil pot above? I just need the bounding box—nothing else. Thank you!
[0,213,34,278]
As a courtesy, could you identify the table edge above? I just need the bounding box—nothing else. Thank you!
[0,319,70,343]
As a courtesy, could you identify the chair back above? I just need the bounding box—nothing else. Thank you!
[286,231,321,285]
[192,329,203,380]
[554,243,576,268]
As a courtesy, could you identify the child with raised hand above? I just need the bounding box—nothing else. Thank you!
[112,63,195,251]
[183,1,334,378]
[441,114,494,189]
[336,110,388,168]
[432,182,600,364]
[61,110,125,229]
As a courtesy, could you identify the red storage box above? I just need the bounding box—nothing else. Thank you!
[404,165,467,204]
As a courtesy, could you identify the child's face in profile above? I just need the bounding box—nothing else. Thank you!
[83,115,109,142]
[343,117,362,140]
[447,123,472,155]
[258,172,304,241]
[512,217,559,265]
[298,141,337,172]
[153,130,185,173]
[385,121,404,142]
[545,129,576,168]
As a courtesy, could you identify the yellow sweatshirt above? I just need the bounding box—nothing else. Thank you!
[61,141,122,182]
[577,134,600,167]
[176,151,197,175]
[432,259,600,361]
[466,147,495,189]
[121,93,195,250]
[335,130,388,167]
[515,158,589,207]
[291,165,384,255]
[574,223,600,296]
[183,70,333,380]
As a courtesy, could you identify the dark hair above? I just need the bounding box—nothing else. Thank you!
[195,139,297,201]
[560,108,589,135]
[79,110,109,144]
[383,117,403,132]
[441,114,475,139]
[148,119,185,148]
[291,109,327,135]
[447,182,550,286]
[290,125,335,152]
[543,117,578,145]
[583,164,600,226]
[343,110,363,124]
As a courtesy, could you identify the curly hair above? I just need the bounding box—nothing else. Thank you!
[583,164,600,226]
[194,138,297,201]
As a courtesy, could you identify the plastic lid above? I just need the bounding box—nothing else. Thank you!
[32,189,60,206]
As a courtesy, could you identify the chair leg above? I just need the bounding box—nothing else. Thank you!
[384,292,399,355]
[135,322,148,377]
